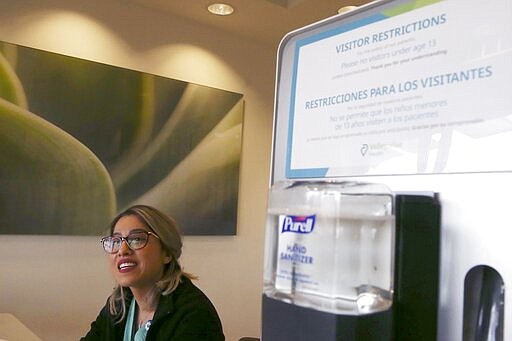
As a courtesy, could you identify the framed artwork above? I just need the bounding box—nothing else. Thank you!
[0,41,243,235]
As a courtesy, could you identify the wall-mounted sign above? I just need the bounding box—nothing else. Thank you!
[282,0,512,178]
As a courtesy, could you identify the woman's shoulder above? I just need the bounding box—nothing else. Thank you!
[167,276,216,309]
[152,277,224,340]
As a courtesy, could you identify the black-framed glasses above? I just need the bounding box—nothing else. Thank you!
[100,231,160,254]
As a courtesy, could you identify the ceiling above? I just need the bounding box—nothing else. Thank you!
[123,0,374,48]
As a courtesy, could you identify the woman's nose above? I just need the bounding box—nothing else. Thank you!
[117,239,132,255]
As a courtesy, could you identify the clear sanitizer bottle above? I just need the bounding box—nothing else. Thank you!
[263,181,395,315]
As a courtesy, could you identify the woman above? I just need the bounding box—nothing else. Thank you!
[82,205,224,340]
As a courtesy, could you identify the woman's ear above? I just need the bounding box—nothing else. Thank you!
[163,255,172,264]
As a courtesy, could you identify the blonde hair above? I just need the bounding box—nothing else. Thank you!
[106,205,195,322]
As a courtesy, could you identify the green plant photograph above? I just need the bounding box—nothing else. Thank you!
[0,41,243,235]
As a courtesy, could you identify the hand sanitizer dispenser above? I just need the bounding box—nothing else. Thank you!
[262,181,395,340]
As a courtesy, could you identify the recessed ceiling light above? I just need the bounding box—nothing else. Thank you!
[338,5,358,14]
[208,3,235,16]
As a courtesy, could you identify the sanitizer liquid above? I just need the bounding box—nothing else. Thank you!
[263,181,395,315]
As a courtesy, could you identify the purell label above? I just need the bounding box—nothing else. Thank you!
[275,213,320,295]
[280,215,316,234]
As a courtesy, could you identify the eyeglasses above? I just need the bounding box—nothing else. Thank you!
[100,231,160,254]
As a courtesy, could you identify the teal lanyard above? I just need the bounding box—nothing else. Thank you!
[123,299,150,341]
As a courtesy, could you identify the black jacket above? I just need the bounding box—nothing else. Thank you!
[82,277,224,340]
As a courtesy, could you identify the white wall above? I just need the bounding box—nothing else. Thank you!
[0,1,275,340]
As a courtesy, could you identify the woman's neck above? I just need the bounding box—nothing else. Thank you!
[131,286,160,326]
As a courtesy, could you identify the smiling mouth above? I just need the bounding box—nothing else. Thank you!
[118,262,136,270]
